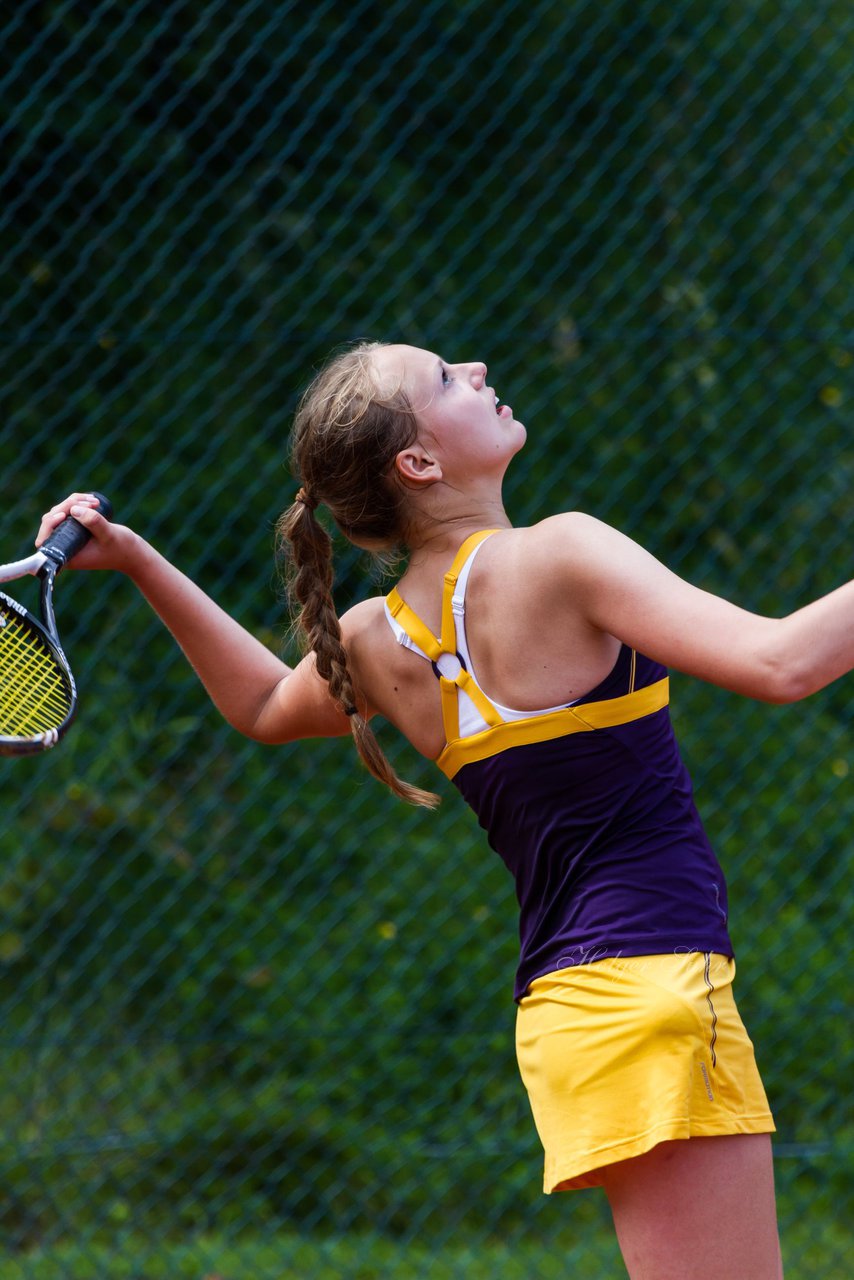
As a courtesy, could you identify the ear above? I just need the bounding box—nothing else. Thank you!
[394,442,443,487]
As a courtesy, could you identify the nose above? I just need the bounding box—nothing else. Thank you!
[467,361,487,387]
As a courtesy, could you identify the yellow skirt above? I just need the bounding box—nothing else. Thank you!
[515,952,775,1192]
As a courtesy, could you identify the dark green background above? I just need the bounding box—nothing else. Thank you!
[1,1,851,1275]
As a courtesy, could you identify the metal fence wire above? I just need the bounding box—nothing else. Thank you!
[1,1,852,1276]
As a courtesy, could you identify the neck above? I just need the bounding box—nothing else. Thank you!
[404,500,512,567]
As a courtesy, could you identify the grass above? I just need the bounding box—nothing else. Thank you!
[0,1230,623,1280]
[1,1215,851,1280]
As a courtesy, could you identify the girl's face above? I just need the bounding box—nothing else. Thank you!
[372,344,526,482]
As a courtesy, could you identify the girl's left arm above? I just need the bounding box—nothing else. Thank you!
[545,512,854,702]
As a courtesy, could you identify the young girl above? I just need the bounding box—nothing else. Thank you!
[42,342,852,1279]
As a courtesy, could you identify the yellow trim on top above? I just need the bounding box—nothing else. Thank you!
[435,677,670,779]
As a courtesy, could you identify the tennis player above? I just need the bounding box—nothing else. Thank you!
[41,342,854,1279]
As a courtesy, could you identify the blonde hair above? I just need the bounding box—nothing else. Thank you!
[277,342,440,808]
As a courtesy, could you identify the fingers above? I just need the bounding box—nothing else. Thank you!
[35,493,103,548]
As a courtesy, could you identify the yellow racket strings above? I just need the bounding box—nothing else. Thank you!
[0,611,71,736]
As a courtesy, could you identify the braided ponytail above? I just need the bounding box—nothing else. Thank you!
[277,344,440,808]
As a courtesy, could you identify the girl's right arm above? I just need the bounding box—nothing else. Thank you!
[541,511,854,702]
[37,494,354,743]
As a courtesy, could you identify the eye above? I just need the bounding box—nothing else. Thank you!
[440,364,452,386]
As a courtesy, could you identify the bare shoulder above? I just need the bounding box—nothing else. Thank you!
[339,594,388,638]
[496,511,610,550]
[339,595,393,666]
[474,512,653,639]
[486,512,614,583]
[338,594,403,715]
[524,510,613,552]
[500,513,798,702]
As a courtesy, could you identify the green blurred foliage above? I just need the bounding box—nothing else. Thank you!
[0,0,851,1270]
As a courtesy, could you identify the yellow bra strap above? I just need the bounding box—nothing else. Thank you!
[455,668,504,730]
[440,676,460,742]
[386,529,503,744]
[385,590,442,662]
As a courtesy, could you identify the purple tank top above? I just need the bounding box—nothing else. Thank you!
[452,643,733,999]
[384,532,733,1001]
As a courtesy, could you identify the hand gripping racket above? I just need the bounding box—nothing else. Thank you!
[0,494,112,756]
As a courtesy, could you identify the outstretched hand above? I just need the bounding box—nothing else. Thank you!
[35,492,139,573]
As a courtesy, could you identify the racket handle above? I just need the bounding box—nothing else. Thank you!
[40,493,113,569]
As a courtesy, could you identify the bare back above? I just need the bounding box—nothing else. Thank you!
[345,526,621,761]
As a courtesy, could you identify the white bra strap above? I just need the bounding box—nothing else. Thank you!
[383,600,432,662]
[450,534,493,671]
[450,535,490,620]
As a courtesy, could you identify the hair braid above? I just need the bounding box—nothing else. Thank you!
[278,497,440,809]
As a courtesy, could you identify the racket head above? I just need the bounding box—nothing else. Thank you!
[0,586,78,755]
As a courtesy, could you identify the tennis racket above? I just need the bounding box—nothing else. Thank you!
[0,493,112,756]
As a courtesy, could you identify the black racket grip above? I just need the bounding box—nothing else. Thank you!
[40,493,113,569]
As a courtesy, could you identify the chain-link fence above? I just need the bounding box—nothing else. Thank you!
[1,1,852,1276]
